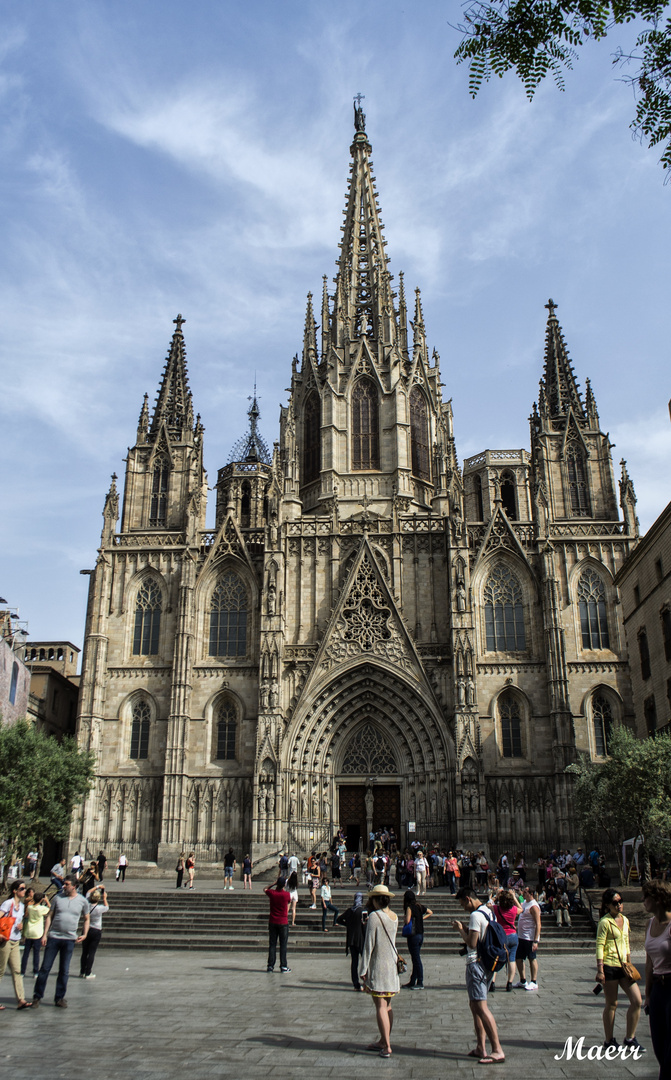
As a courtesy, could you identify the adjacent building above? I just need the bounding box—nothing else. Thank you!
[24,642,81,740]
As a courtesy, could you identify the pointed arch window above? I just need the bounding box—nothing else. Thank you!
[209,572,248,657]
[351,378,379,470]
[473,474,484,521]
[484,564,526,652]
[577,568,610,649]
[215,699,238,760]
[566,438,590,516]
[500,471,517,519]
[130,699,150,759]
[410,387,430,481]
[150,457,170,526]
[499,692,523,757]
[133,580,162,655]
[593,694,613,756]
[303,392,321,486]
[240,481,251,529]
[639,629,651,680]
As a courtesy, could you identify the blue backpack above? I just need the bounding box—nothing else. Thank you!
[477,907,509,973]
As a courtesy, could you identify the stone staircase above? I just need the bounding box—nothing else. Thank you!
[100,889,596,953]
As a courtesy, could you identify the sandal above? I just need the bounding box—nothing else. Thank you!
[17,1002,33,1010]
[379,1049,392,1058]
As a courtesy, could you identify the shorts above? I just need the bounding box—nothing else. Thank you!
[603,964,628,981]
[224,866,233,879]
[466,961,492,1001]
[516,939,537,962]
[505,931,518,962]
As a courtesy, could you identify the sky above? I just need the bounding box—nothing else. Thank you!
[1,1,669,653]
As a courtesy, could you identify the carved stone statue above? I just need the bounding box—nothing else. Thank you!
[467,679,476,706]
[457,678,466,706]
[259,683,269,709]
[266,786,275,816]
[267,582,276,615]
[269,682,279,709]
[456,582,466,612]
[323,790,330,821]
[408,792,416,819]
[289,788,297,820]
[419,789,427,819]
[312,790,319,820]
[365,787,374,819]
[430,792,437,819]
[301,786,308,820]
[258,787,266,816]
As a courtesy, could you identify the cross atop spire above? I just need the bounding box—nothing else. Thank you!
[545,298,558,318]
[150,314,194,440]
[173,313,186,331]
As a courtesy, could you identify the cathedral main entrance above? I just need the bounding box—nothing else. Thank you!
[338,783,400,851]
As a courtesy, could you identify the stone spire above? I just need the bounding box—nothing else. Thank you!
[150,314,194,441]
[137,393,149,443]
[539,299,585,420]
[303,292,317,367]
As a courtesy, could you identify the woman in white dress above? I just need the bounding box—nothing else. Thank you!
[358,884,400,1059]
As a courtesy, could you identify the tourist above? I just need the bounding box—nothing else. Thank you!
[80,886,109,979]
[242,853,253,890]
[320,875,339,932]
[288,852,299,878]
[26,850,39,880]
[264,876,291,973]
[20,890,50,978]
[453,886,505,1064]
[498,851,510,888]
[33,875,90,1008]
[489,888,521,992]
[331,848,343,887]
[553,892,572,927]
[97,851,107,882]
[186,851,196,889]
[223,848,236,890]
[50,858,66,894]
[445,851,458,894]
[336,891,367,991]
[79,861,99,896]
[0,880,33,1009]
[70,851,84,881]
[643,878,671,1077]
[359,884,400,1058]
[402,888,432,990]
[514,884,541,990]
[286,871,299,927]
[116,853,128,882]
[595,888,643,1052]
[175,853,185,889]
[309,862,319,909]
[415,850,428,896]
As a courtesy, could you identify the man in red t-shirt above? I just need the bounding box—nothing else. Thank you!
[265,877,291,972]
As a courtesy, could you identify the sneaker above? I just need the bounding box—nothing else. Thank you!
[266,967,274,973]
[512,980,527,988]
[280,967,291,973]
[410,984,424,990]
[524,981,539,991]
[623,1038,645,1052]
[309,905,316,909]
[54,999,68,1008]
[31,998,40,1008]
[402,983,414,989]
[603,1038,620,1050]
[84,974,96,979]
[489,983,496,993]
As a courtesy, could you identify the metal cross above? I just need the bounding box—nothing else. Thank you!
[354,93,365,107]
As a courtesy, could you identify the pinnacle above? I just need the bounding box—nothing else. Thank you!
[539,300,585,420]
[150,315,194,440]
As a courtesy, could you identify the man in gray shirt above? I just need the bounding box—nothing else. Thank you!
[33,875,89,1008]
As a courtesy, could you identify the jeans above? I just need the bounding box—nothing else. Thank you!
[267,923,288,970]
[322,901,339,930]
[350,945,362,989]
[34,937,76,1001]
[648,978,671,1079]
[80,928,102,976]
[407,933,424,986]
[446,871,456,894]
[21,937,42,975]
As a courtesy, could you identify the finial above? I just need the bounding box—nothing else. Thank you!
[353,94,366,133]
[173,313,186,331]
[111,473,117,483]
[545,298,557,318]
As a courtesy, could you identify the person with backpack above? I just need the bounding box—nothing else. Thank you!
[453,886,506,1064]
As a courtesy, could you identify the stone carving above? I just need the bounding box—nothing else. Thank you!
[267,582,276,615]
[341,723,397,775]
[456,582,466,612]
[301,785,308,820]
[269,682,279,709]
[321,553,412,671]
[430,792,437,819]
[289,788,297,820]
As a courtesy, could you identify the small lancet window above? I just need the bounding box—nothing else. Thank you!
[500,471,517,519]
[241,481,251,529]
[209,572,248,657]
[150,458,170,527]
[351,378,380,470]
[130,700,150,759]
[577,568,610,649]
[9,662,19,706]
[473,474,484,521]
[303,392,321,486]
[499,692,523,757]
[216,700,237,760]
[639,630,651,680]
[484,564,526,652]
[566,438,590,516]
[592,694,613,756]
[410,388,430,481]
[133,580,162,655]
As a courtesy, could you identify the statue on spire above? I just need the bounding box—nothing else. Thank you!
[353,93,366,133]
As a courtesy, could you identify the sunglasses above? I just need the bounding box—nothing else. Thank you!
[611,898,623,905]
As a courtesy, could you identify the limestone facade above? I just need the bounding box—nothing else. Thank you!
[70,111,639,869]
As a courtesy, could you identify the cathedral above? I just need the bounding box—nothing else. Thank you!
[70,105,639,872]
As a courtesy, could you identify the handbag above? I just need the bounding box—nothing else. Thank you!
[376,911,407,974]
[607,919,642,983]
[0,911,16,942]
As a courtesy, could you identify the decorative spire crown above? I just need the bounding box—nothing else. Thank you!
[150,314,194,439]
[228,386,271,465]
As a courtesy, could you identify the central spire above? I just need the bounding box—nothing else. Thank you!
[540,299,585,420]
[150,314,194,440]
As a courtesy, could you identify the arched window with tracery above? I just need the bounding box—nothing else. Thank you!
[215,698,238,760]
[303,392,321,485]
[130,699,150,759]
[209,572,248,657]
[499,692,523,757]
[592,694,613,756]
[500,471,517,519]
[410,387,430,480]
[577,568,610,649]
[150,457,170,526]
[133,580,162,655]
[484,564,526,652]
[351,378,379,470]
[566,438,590,516]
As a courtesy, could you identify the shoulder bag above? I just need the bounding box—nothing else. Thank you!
[606,919,641,983]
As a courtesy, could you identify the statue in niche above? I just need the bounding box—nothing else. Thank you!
[259,683,269,709]
[456,581,466,612]
[289,788,297,820]
[270,512,279,547]
[419,789,427,820]
[467,679,476,706]
[457,678,466,706]
[301,786,309,820]
[266,786,275,816]
[408,792,416,819]
[267,582,276,616]
[312,789,320,820]
[269,682,279,709]
[441,790,449,819]
[323,789,330,821]
[258,787,266,816]
[430,792,437,820]
[365,787,374,819]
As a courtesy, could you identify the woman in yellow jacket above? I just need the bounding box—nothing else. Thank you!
[595,887,644,1053]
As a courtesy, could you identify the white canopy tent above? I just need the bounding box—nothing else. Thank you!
[622,836,644,880]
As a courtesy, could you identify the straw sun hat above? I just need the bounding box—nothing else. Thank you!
[368,884,395,898]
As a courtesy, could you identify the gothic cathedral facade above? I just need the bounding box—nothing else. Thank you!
[71,110,639,871]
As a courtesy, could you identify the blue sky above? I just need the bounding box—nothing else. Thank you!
[1,1,669,651]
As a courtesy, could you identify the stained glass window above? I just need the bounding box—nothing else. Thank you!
[499,692,522,757]
[410,388,430,480]
[578,569,610,649]
[216,700,237,760]
[352,379,379,470]
[566,439,590,516]
[209,572,248,657]
[593,695,613,756]
[484,564,526,651]
[133,580,162,655]
[130,700,150,759]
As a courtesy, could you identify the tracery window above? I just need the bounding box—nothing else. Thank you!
[500,471,517,519]
[499,692,523,757]
[661,607,671,662]
[592,694,613,756]
[9,662,19,706]
[150,458,170,526]
[215,699,237,760]
[303,392,321,485]
[566,438,590,516]
[351,378,379,470]
[341,723,397,774]
[209,572,248,657]
[577,568,610,649]
[130,700,150,759]
[410,388,430,481]
[133,580,162,656]
[484,564,526,652]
